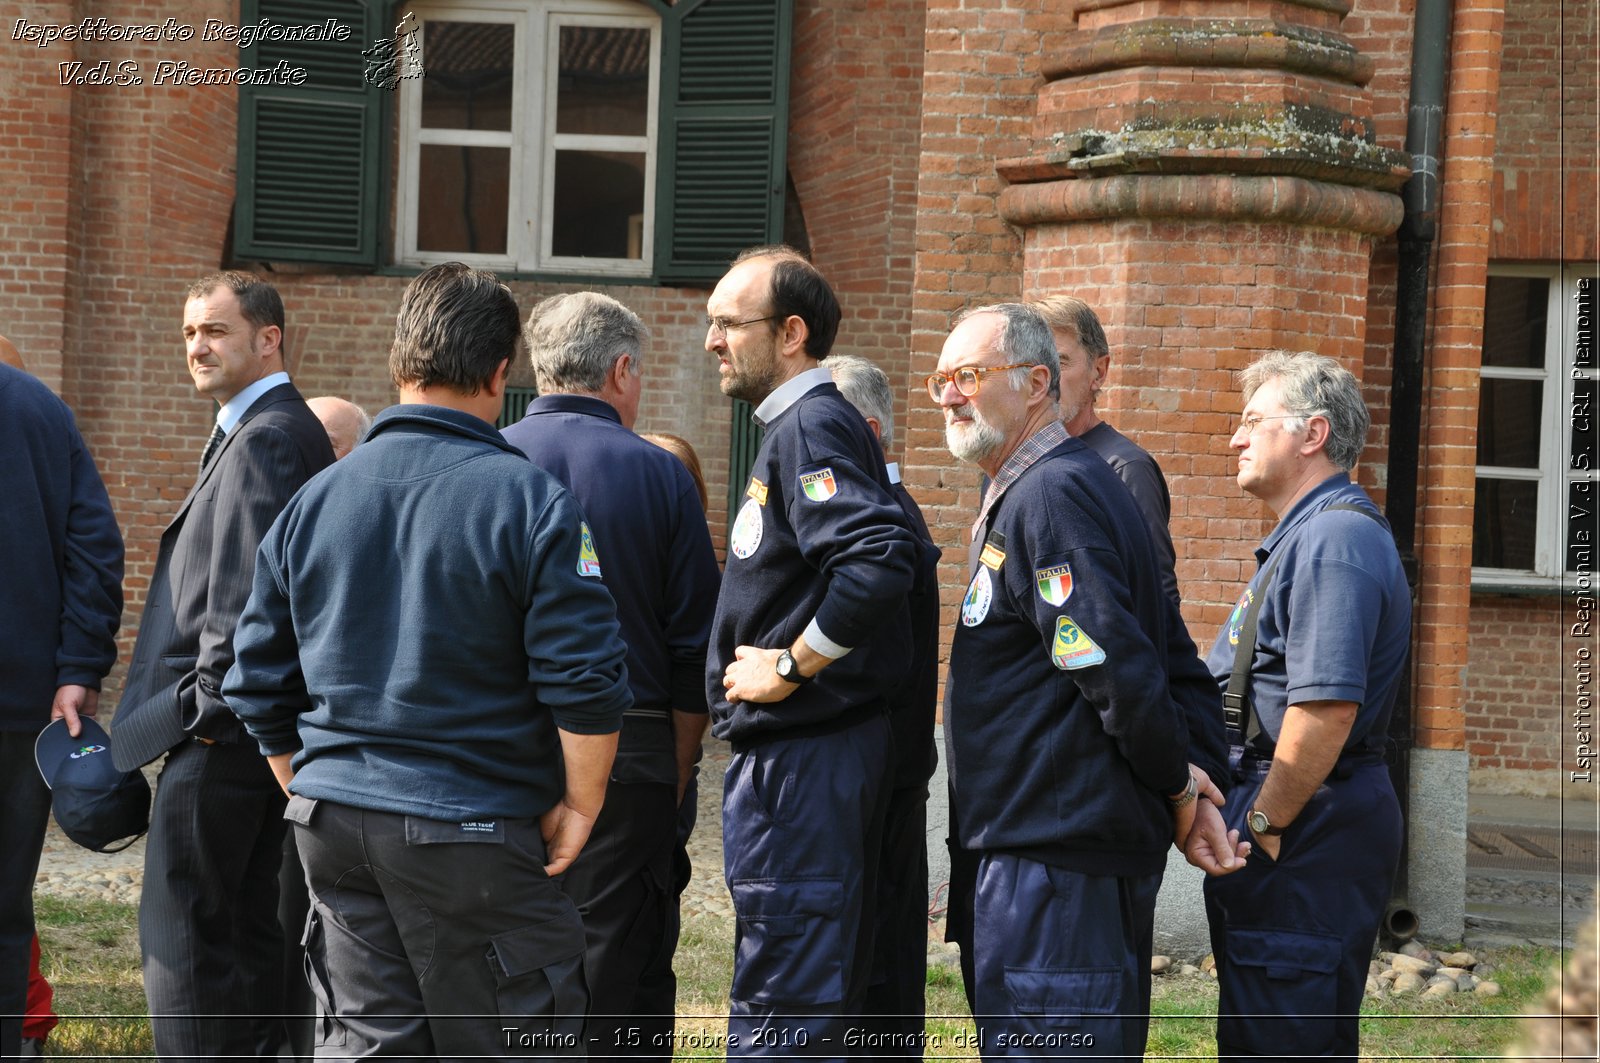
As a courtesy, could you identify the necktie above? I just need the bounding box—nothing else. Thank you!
[199,423,226,471]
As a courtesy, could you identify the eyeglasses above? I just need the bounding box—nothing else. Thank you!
[925,362,1034,401]
[1234,414,1299,438]
[705,314,780,339]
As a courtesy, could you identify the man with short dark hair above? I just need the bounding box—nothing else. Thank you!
[935,303,1230,1057]
[227,262,632,1058]
[828,353,941,1059]
[1203,351,1410,1062]
[0,349,123,1061]
[111,271,333,1059]
[706,247,917,1057]
[504,291,720,1059]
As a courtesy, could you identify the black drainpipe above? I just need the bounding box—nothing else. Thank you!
[1382,0,1453,943]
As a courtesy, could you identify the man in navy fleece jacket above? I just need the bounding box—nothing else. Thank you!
[706,247,916,1058]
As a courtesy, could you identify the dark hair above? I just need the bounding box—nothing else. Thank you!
[1030,296,1109,361]
[186,271,286,345]
[731,244,841,359]
[390,262,523,393]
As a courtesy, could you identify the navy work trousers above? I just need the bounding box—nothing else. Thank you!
[722,714,891,1062]
[1204,758,1401,1062]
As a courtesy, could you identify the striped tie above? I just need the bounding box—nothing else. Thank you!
[199,423,225,471]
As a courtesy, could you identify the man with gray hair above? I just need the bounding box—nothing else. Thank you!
[1030,296,1178,604]
[503,290,721,1060]
[828,354,941,1058]
[1203,350,1410,1062]
[933,303,1234,1056]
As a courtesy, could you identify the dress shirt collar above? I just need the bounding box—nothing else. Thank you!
[753,366,832,427]
[971,420,1070,541]
[216,372,290,435]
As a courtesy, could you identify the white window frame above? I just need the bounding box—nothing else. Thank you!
[1473,263,1599,587]
[397,0,660,276]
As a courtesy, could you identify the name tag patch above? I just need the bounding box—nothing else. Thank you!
[1051,615,1105,670]
[746,477,768,505]
[979,542,1006,570]
[800,468,838,503]
[961,566,993,627]
[1036,564,1073,607]
[577,522,602,578]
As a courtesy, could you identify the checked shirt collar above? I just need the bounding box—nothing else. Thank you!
[970,420,1069,542]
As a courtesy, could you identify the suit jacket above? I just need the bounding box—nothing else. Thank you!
[113,382,334,770]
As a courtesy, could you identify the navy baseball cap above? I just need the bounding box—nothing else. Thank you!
[35,717,150,853]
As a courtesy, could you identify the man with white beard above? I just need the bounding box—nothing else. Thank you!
[933,303,1237,1058]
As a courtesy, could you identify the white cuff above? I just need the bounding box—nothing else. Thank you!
[802,619,853,660]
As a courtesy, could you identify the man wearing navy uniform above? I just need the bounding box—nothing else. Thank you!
[706,247,916,1057]
[504,291,721,1060]
[1203,351,1410,1062]
[828,353,942,1059]
[936,304,1232,1057]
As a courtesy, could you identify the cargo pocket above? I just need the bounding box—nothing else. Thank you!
[1216,927,1341,1054]
[301,908,347,1049]
[1003,966,1120,1027]
[486,905,589,1048]
[729,878,846,1006]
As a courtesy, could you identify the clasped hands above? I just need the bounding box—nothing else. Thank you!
[1172,764,1250,876]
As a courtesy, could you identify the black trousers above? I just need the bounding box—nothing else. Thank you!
[555,778,677,1062]
[0,731,52,1060]
[291,796,589,1060]
[139,739,290,1060]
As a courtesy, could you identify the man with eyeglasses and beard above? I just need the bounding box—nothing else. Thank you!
[704,246,916,1060]
[934,303,1237,1058]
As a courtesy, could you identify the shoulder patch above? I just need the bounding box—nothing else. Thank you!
[961,567,993,627]
[1051,615,1105,670]
[979,542,1006,570]
[1226,588,1252,646]
[730,496,764,560]
[577,522,603,578]
[746,477,768,505]
[1036,564,1073,607]
[800,467,838,503]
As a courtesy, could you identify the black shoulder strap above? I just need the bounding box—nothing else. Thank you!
[1223,503,1388,749]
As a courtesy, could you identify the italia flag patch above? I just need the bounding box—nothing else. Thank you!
[1051,615,1105,670]
[800,468,838,503]
[577,522,602,578]
[1035,564,1073,607]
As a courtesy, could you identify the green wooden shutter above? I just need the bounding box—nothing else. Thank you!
[497,386,539,429]
[234,0,389,264]
[656,0,794,285]
[727,399,764,520]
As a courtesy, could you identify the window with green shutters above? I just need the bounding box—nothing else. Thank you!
[234,0,793,284]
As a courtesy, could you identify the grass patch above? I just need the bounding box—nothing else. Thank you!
[30,898,1564,1062]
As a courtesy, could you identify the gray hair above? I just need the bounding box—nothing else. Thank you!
[1029,295,1109,361]
[1239,350,1371,471]
[954,303,1061,399]
[828,354,895,452]
[524,291,648,394]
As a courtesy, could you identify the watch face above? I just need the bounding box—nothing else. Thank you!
[1248,810,1269,834]
[776,652,796,679]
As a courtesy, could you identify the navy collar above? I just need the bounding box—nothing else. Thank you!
[367,403,526,457]
[522,393,623,425]
[1258,472,1358,561]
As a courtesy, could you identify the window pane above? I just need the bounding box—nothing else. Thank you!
[551,150,646,259]
[1476,377,1543,468]
[1482,275,1549,369]
[1570,479,1598,574]
[421,22,514,132]
[556,26,650,137]
[417,145,509,254]
[1473,478,1539,570]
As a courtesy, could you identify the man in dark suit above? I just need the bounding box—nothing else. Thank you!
[111,272,334,1059]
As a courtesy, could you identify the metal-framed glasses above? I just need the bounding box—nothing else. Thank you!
[705,314,781,339]
[1234,413,1299,438]
[925,362,1034,401]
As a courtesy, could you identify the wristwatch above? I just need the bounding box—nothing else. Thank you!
[775,649,813,685]
[1167,773,1198,810]
[1246,808,1283,837]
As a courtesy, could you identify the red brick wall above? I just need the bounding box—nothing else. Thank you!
[1489,0,1598,262]
[1466,595,1570,789]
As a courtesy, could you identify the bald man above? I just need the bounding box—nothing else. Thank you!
[306,396,372,460]
[0,334,24,370]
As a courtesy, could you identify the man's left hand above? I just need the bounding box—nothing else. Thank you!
[50,685,98,739]
[722,645,798,705]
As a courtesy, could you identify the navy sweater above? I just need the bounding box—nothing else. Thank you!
[227,405,632,821]
[946,436,1198,877]
[503,394,720,778]
[708,381,916,745]
[0,364,123,731]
